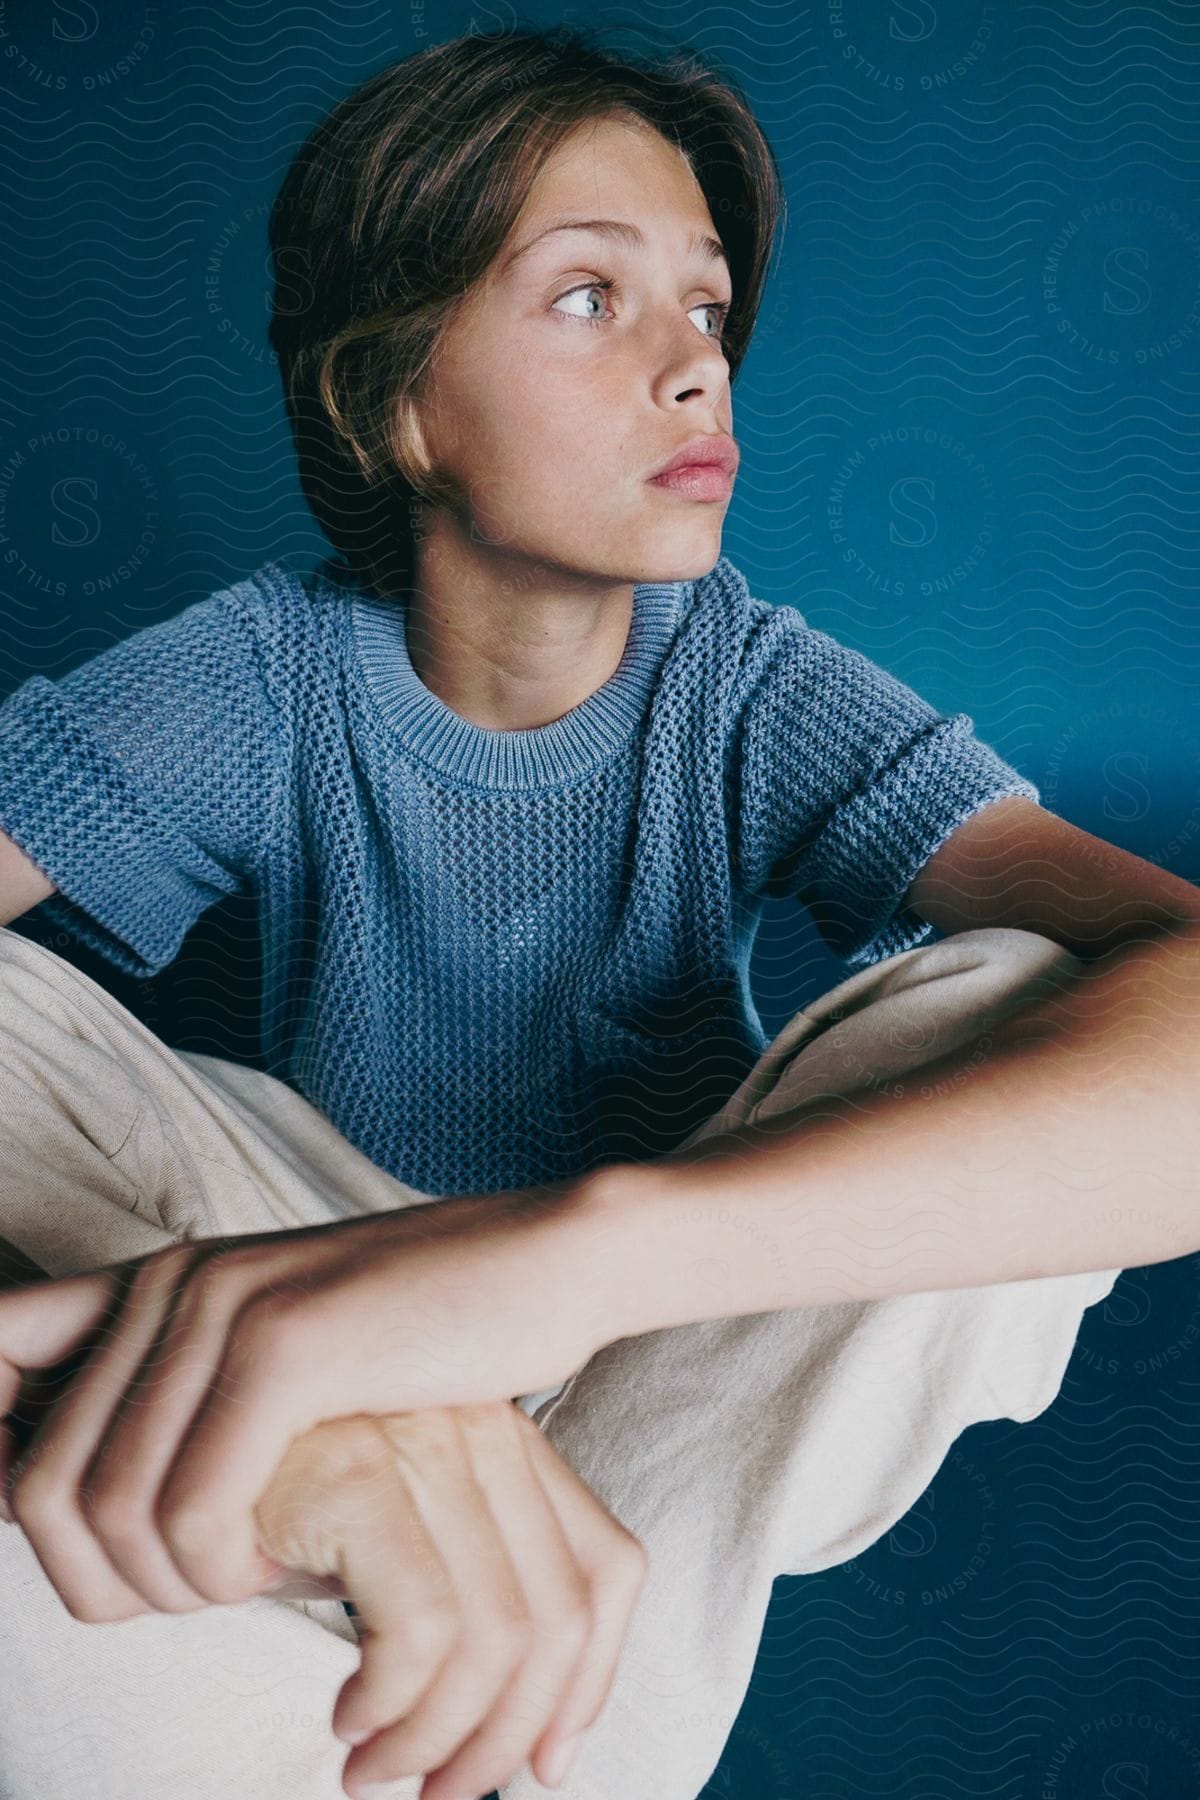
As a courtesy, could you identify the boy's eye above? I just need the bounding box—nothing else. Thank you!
[550,278,731,341]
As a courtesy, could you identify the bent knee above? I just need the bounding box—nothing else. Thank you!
[0,925,113,1043]
[925,924,1086,977]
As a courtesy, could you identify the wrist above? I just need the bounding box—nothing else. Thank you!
[550,1159,681,1352]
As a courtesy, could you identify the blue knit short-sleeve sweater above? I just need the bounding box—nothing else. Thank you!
[0,553,1039,1198]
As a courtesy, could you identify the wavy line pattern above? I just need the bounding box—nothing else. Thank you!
[1,2,1198,1798]
[719,6,1200,1790]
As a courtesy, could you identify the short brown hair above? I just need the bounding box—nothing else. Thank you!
[267,25,785,595]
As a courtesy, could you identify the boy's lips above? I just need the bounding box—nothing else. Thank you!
[648,433,739,480]
[647,461,735,502]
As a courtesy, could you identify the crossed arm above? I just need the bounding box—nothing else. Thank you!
[580,795,1200,1337]
[2,795,1197,1800]
[0,1231,642,1800]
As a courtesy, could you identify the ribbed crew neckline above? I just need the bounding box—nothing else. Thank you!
[319,558,687,790]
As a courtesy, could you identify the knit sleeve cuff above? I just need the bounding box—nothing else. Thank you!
[0,676,243,979]
[799,713,1041,970]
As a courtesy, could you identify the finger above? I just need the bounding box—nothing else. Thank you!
[518,1415,649,1778]
[337,1408,529,1796]
[318,1422,460,1745]
[1,1329,79,1516]
[412,1405,591,1800]
[1,1331,105,1522]
[9,1256,210,1620]
[90,1253,290,1608]
[154,1281,336,1604]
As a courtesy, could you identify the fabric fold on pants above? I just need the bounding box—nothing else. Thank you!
[0,924,1120,1800]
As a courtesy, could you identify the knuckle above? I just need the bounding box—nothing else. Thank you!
[190,1257,230,1314]
[63,1591,110,1625]
[239,1288,309,1353]
[194,1238,250,1274]
[488,1612,533,1663]
[398,1606,457,1662]
[459,1398,522,1436]
[164,1247,244,1330]
[136,1244,188,1285]
[459,1649,519,1716]
[230,1292,304,1367]
[383,1407,460,1457]
[160,1506,221,1571]
[161,1544,239,1606]
[462,1739,534,1798]
[536,1594,590,1651]
[490,1752,537,1795]
[378,1706,453,1762]
[227,1286,271,1340]
[617,1531,649,1582]
[86,1489,140,1540]
[307,1415,387,1467]
[413,1725,463,1771]
[61,1580,145,1626]
[445,1642,512,1705]
[9,1465,51,1520]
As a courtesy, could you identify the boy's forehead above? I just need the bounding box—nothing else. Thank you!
[500,122,725,277]
[533,113,700,203]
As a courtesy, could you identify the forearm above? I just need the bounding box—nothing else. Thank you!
[573,924,1200,1345]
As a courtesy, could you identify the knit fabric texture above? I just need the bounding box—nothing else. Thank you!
[0,553,1039,1198]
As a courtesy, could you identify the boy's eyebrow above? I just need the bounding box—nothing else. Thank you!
[499,216,729,277]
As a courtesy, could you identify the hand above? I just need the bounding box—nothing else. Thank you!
[0,1189,598,1622]
[254,1402,647,1800]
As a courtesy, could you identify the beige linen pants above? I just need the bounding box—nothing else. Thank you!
[0,923,1119,1800]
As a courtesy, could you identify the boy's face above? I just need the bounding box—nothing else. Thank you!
[409,110,738,587]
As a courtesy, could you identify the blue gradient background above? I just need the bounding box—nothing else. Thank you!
[1,3,1199,1796]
